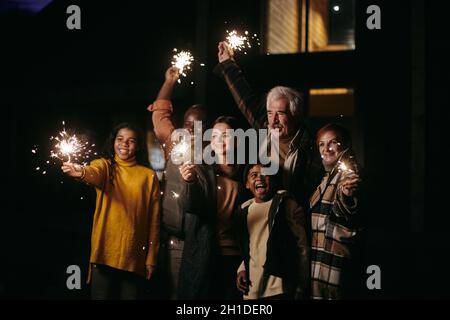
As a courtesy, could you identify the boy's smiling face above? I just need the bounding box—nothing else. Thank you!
[246,165,272,203]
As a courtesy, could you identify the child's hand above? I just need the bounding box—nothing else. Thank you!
[236,270,248,294]
[145,265,155,280]
[61,162,84,178]
[179,163,197,182]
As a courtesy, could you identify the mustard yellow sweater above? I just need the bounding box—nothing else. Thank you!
[82,155,160,280]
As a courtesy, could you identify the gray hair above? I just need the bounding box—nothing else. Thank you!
[266,86,303,120]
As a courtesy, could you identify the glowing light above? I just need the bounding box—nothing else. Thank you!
[171,191,180,199]
[171,49,194,82]
[49,122,93,164]
[171,140,191,165]
[333,5,340,12]
[226,30,250,51]
[338,161,354,174]
[225,30,260,53]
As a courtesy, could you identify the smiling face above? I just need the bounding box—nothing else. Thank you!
[246,164,272,203]
[114,128,138,161]
[267,98,295,138]
[318,130,344,168]
[211,122,233,156]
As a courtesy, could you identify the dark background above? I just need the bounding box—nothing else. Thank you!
[0,0,446,299]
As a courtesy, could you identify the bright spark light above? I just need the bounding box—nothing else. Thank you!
[226,30,250,51]
[225,30,260,53]
[49,122,93,164]
[171,191,180,199]
[338,161,354,174]
[171,49,194,83]
[170,140,191,165]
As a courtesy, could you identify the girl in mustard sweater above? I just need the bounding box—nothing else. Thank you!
[62,123,161,299]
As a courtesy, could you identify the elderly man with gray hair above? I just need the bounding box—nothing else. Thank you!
[214,41,320,212]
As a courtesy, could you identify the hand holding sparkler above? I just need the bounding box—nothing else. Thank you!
[218,41,235,63]
[179,162,196,182]
[61,162,85,178]
[165,66,180,85]
[337,161,361,197]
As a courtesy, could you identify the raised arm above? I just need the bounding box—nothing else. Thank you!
[148,67,180,159]
[214,41,266,129]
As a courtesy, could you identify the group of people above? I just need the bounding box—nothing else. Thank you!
[61,41,363,300]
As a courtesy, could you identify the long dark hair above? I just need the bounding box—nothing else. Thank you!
[102,122,150,184]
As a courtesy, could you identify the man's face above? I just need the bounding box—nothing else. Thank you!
[267,98,294,138]
[246,165,272,203]
[183,110,205,142]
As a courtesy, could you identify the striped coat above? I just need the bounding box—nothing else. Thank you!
[309,164,362,299]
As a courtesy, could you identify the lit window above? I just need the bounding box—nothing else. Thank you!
[265,0,355,54]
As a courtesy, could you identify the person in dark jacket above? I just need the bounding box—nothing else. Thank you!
[179,116,244,300]
[233,164,309,299]
[148,66,208,299]
[214,41,322,212]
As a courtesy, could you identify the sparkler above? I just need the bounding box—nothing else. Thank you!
[32,121,96,176]
[171,48,194,83]
[338,161,354,174]
[50,127,90,164]
[225,30,260,54]
[170,139,191,165]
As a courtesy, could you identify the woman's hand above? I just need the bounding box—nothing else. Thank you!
[218,41,235,63]
[341,174,361,197]
[61,162,84,178]
[179,163,197,182]
[236,270,248,294]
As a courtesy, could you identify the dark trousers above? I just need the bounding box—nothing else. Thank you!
[91,264,143,300]
[212,255,243,300]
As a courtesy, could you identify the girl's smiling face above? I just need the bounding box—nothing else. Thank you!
[114,128,138,161]
[211,122,233,156]
[318,130,344,167]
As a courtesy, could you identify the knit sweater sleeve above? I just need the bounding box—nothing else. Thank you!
[82,158,108,189]
[146,172,161,266]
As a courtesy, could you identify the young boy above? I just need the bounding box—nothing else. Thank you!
[233,164,309,299]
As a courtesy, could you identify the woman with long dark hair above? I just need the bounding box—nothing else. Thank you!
[61,122,160,299]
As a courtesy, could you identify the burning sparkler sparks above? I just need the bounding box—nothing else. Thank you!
[171,48,194,83]
[338,161,354,174]
[31,121,96,177]
[225,30,260,54]
[170,139,191,165]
